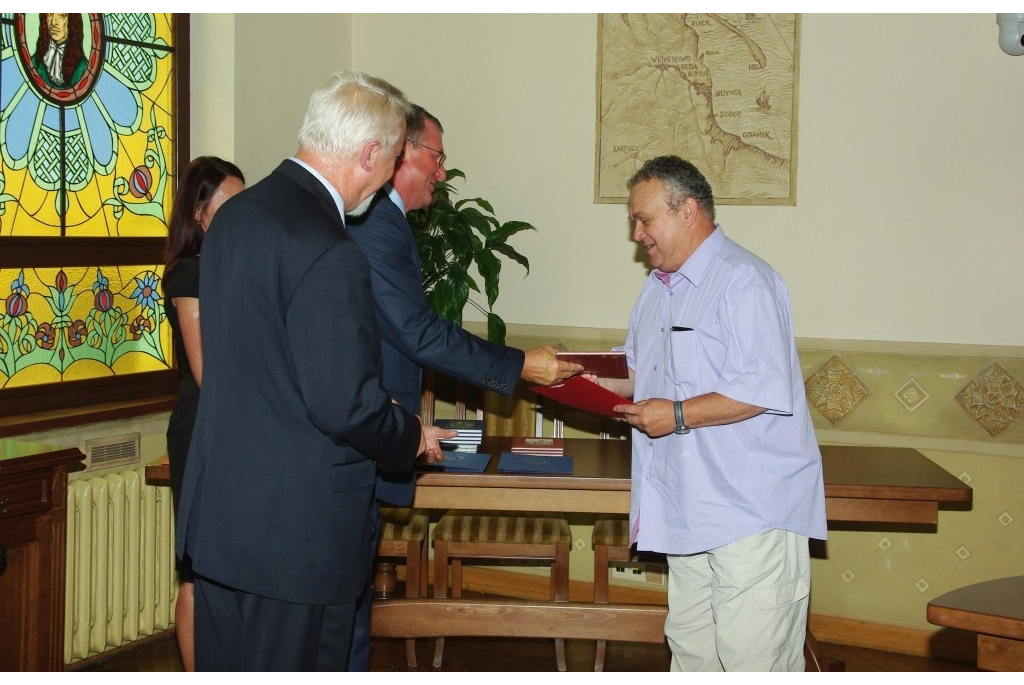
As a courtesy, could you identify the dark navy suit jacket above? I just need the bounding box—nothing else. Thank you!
[348,190,523,505]
[175,162,422,605]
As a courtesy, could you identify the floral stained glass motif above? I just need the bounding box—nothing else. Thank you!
[0,14,178,391]
[1,265,170,386]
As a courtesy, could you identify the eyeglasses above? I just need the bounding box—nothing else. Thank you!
[407,138,446,169]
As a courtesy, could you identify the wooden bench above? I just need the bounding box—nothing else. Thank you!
[371,598,832,671]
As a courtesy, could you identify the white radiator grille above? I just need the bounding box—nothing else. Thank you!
[64,467,177,664]
[82,433,141,471]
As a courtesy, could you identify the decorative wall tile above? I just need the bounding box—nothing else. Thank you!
[958,471,973,485]
[841,569,855,583]
[955,363,1023,436]
[955,545,972,561]
[915,578,931,593]
[806,355,871,425]
[895,378,929,412]
[998,511,1014,527]
[877,536,892,551]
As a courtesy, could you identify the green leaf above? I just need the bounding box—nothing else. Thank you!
[493,220,536,240]
[486,312,507,345]
[415,166,533,333]
[473,251,499,306]
[491,243,530,274]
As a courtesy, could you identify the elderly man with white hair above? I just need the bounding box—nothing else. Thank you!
[175,71,452,671]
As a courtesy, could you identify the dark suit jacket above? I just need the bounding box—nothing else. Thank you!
[175,161,422,606]
[347,190,524,505]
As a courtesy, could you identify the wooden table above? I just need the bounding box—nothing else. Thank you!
[145,440,972,668]
[408,440,972,524]
[146,442,972,522]
[927,576,1024,671]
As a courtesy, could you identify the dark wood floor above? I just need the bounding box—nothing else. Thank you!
[72,608,979,673]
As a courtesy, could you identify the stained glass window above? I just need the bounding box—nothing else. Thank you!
[0,13,187,416]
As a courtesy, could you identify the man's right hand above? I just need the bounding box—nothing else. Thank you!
[521,345,581,386]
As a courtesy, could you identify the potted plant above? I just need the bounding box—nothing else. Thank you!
[408,168,536,434]
[407,169,534,345]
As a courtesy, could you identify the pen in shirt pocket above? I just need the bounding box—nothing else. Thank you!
[671,326,693,332]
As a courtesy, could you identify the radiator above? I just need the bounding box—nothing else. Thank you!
[64,466,177,664]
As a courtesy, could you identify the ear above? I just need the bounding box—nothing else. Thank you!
[681,196,698,225]
[194,205,207,231]
[358,140,381,172]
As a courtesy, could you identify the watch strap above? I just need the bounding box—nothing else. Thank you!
[674,400,690,434]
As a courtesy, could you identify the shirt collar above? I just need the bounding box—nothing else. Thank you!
[653,225,727,289]
[288,156,346,224]
[386,184,406,215]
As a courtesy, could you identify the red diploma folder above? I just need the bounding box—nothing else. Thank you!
[554,351,628,379]
[530,375,629,418]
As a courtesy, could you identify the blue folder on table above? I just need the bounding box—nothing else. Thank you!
[437,451,491,472]
[497,452,573,475]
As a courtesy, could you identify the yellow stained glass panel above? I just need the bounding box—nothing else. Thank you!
[1,265,172,388]
[1,13,176,238]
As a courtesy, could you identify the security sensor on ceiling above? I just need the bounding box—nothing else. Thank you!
[996,14,1024,55]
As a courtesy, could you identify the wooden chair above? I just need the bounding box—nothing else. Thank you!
[591,515,634,671]
[431,385,572,671]
[375,506,430,668]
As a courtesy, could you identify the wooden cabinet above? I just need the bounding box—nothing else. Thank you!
[0,441,84,671]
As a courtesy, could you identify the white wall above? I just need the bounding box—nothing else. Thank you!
[189,14,235,162]
[191,14,353,182]
[192,14,1024,347]
[351,13,1024,346]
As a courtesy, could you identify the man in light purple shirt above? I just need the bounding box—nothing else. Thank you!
[600,156,827,671]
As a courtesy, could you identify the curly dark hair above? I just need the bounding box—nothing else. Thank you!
[34,13,85,86]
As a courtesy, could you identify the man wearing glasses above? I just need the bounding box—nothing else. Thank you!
[344,105,580,670]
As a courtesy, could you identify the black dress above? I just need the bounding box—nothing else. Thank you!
[164,256,200,582]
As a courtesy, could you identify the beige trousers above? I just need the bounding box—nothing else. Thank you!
[665,529,810,671]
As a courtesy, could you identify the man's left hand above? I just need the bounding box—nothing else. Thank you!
[613,398,675,438]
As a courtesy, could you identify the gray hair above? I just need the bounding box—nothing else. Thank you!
[298,71,412,160]
[406,104,444,143]
[628,155,715,221]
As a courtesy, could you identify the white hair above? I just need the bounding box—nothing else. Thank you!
[297,71,411,160]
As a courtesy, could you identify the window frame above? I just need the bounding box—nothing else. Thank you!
[0,14,190,425]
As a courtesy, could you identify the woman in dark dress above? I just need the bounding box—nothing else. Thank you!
[163,156,244,672]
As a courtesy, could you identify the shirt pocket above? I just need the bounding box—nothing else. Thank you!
[668,327,700,391]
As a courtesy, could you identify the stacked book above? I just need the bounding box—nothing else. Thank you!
[510,436,564,457]
[435,418,484,453]
[500,437,572,474]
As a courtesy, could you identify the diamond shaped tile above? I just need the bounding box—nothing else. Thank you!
[895,378,929,412]
[998,511,1015,527]
[955,545,972,561]
[958,471,973,485]
[805,355,871,426]
[956,363,1024,436]
[915,578,930,593]
[878,536,892,551]
[841,569,855,583]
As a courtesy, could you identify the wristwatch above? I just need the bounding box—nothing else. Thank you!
[673,400,690,435]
